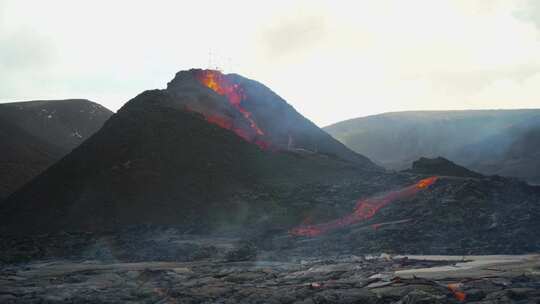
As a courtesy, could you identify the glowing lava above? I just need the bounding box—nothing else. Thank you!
[290,177,438,237]
[195,70,270,149]
[447,283,467,302]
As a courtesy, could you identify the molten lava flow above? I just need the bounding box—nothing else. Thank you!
[290,177,438,237]
[416,176,438,189]
[195,70,270,149]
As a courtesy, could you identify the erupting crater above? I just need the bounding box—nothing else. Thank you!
[290,177,438,237]
[164,68,378,167]
[194,70,271,150]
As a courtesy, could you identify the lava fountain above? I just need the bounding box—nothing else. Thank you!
[290,177,439,237]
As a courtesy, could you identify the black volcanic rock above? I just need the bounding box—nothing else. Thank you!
[0,99,112,200]
[0,86,373,235]
[276,176,540,255]
[407,156,483,178]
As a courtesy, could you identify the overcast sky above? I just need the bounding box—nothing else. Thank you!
[1,0,540,126]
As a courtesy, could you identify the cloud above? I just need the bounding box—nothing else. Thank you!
[0,30,53,70]
[0,26,57,98]
[468,72,540,108]
[0,0,539,125]
[514,0,540,28]
[261,15,326,58]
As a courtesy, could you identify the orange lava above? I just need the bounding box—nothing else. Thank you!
[416,176,438,189]
[448,283,466,302]
[195,70,270,149]
[290,177,439,237]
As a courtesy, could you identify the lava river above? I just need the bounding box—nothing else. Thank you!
[290,176,439,237]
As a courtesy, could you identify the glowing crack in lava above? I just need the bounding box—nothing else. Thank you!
[290,176,439,237]
[195,70,270,150]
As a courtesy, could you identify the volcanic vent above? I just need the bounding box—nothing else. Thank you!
[167,69,377,167]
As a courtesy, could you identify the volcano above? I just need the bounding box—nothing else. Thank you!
[4,69,539,257]
[0,70,379,234]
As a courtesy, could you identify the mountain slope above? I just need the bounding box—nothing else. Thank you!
[0,71,378,235]
[0,99,113,200]
[325,109,540,183]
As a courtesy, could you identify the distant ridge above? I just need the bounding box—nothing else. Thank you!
[0,99,113,200]
[325,109,540,183]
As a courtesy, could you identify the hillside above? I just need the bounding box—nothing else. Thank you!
[325,110,540,183]
[0,99,113,200]
[0,71,379,234]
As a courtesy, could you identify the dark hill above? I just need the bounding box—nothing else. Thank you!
[324,109,540,183]
[0,99,112,200]
[406,157,483,178]
[0,74,377,234]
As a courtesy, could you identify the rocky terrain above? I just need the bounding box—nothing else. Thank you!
[0,99,113,200]
[324,110,540,183]
[1,230,539,303]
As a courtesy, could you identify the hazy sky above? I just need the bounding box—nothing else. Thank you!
[1,0,540,126]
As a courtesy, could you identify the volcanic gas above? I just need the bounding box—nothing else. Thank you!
[195,70,271,150]
[290,177,438,237]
